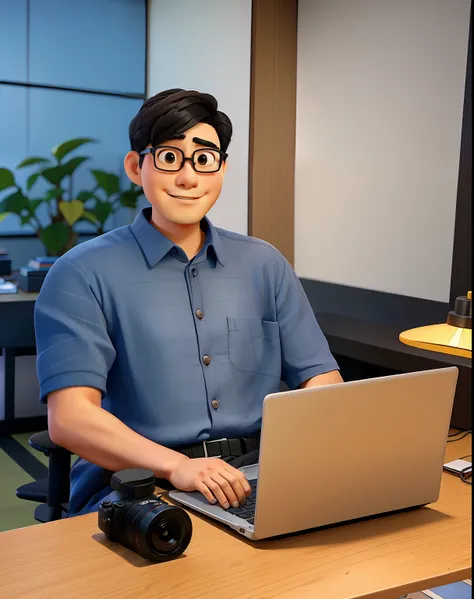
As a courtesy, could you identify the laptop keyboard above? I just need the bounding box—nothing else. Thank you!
[227,479,257,525]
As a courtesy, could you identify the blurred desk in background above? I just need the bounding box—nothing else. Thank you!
[0,290,39,434]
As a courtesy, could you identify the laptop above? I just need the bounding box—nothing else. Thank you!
[169,367,458,540]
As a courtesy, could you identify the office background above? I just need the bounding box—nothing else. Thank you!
[0,1,471,432]
[0,0,251,266]
[0,9,472,598]
[0,0,147,247]
[2,0,470,293]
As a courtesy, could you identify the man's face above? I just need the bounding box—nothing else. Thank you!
[125,122,226,227]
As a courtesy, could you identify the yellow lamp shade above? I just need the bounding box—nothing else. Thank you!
[399,323,471,358]
[399,291,472,359]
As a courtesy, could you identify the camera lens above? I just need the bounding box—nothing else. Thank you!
[150,518,181,553]
[124,501,192,562]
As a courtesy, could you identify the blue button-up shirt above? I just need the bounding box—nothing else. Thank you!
[35,207,339,514]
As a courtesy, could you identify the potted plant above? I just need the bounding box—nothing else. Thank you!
[0,138,144,256]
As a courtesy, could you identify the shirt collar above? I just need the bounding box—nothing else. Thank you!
[130,207,225,268]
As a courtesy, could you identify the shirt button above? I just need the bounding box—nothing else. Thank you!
[192,268,198,277]
[195,309,204,319]
[202,355,211,366]
[211,400,219,410]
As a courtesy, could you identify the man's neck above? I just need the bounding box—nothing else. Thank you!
[150,210,205,260]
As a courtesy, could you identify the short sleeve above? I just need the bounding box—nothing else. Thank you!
[276,258,339,389]
[34,257,116,403]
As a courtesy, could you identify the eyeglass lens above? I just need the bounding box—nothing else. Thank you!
[154,147,221,172]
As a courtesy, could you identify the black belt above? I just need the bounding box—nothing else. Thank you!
[176,436,260,460]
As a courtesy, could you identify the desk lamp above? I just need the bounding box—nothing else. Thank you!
[399,291,472,359]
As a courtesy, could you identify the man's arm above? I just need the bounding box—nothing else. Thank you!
[275,256,341,389]
[48,387,251,509]
[299,370,344,389]
[48,387,187,477]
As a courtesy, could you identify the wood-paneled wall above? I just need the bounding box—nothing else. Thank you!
[248,0,298,265]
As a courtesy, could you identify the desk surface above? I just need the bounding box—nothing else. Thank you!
[0,437,471,599]
[318,313,472,370]
[0,288,38,303]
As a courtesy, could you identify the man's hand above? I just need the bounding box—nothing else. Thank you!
[169,456,252,509]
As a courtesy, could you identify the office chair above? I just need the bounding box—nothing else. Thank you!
[16,430,71,523]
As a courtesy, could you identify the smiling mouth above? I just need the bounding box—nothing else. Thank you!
[167,192,202,200]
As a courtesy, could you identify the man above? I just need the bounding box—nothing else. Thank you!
[35,88,342,516]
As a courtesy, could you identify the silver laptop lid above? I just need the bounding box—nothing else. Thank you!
[253,367,458,540]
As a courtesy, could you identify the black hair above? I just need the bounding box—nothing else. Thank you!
[129,88,233,160]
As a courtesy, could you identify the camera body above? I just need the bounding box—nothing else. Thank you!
[98,468,192,562]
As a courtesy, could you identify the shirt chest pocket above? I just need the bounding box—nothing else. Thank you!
[227,316,281,377]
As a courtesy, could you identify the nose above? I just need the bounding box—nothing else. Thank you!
[175,161,198,189]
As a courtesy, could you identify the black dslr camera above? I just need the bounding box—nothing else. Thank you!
[98,468,192,561]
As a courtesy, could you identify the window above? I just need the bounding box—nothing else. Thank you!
[0,0,146,235]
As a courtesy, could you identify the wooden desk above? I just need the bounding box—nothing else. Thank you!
[0,437,471,599]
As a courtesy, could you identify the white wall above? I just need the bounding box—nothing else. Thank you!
[295,0,471,302]
[147,0,252,235]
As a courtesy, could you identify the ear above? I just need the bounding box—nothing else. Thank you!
[124,151,142,186]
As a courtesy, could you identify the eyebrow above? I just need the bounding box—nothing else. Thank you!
[165,134,219,150]
[192,136,219,149]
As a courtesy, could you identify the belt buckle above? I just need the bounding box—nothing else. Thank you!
[203,438,228,459]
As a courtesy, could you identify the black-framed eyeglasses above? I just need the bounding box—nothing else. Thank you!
[139,145,227,173]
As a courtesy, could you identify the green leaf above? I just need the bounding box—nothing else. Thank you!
[91,200,113,225]
[0,168,16,191]
[76,191,99,203]
[27,172,41,191]
[91,170,120,196]
[82,210,99,225]
[40,222,70,255]
[119,189,142,208]
[29,199,43,213]
[0,190,29,215]
[59,200,84,226]
[21,214,32,226]
[0,212,11,222]
[44,187,65,201]
[16,156,51,169]
[41,156,89,185]
[62,155,89,175]
[41,164,70,185]
[52,138,96,163]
